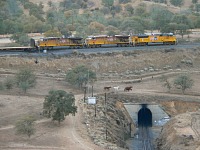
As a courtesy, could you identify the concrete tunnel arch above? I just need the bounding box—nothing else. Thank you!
[138,104,152,127]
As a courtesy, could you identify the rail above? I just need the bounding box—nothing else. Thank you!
[138,126,154,150]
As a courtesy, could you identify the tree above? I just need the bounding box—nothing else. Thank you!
[119,0,131,4]
[125,5,134,16]
[43,90,77,124]
[178,24,190,39]
[174,74,194,94]
[11,33,30,46]
[0,0,6,7]
[135,3,147,17]
[102,0,114,10]
[15,68,37,93]
[120,17,147,34]
[66,65,96,89]
[195,4,200,12]
[15,116,36,138]
[48,1,53,7]
[89,21,105,33]
[149,6,173,31]
[161,23,178,33]
[192,0,198,4]
[194,17,200,28]
[44,29,62,37]
[110,5,122,17]
[170,0,184,7]
[171,15,192,38]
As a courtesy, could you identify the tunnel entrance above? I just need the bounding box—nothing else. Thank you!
[138,104,152,127]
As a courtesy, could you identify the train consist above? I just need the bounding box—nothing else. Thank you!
[31,33,177,50]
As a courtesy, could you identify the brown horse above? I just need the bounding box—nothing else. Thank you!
[124,86,132,92]
[104,86,112,91]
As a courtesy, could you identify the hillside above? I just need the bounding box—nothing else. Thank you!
[29,0,195,13]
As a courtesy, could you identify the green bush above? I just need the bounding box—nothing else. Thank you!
[15,68,37,93]
[15,116,36,138]
[0,82,4,90]
[4,77,15,90]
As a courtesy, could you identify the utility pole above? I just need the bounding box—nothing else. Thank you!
[84,87,86,103]
[92,85,93,97]
[105,92,107,140]
[87,70,89,96]
[95,104,96,117]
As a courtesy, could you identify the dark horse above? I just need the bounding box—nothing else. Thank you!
[104,86,112,91]
[124,86,132,92]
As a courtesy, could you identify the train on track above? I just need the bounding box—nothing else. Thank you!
[0,33,177,52]
[31,33,177,50]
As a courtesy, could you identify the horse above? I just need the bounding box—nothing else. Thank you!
[104,86,112,91]
[124,86,132,92]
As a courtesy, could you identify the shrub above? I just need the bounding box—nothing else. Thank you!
[15,68,36,93]
[15,116,36,138]
[4,77,15,90]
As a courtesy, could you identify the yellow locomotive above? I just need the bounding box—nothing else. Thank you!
[33,37,83,50]
[130,33,177,46]
[84,35,129,47]
[31,33,177,50]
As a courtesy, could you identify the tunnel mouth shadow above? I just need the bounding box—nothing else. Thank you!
[138,104,152,127]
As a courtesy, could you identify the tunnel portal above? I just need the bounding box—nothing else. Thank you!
[138,104,152,127]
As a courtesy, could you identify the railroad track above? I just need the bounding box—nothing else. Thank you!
[138,126,154,150]
[0,43,200,56]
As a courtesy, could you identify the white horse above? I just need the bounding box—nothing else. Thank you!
[113,86,119,93]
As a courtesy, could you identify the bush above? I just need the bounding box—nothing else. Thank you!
[15,68,36,93]
[15,116,36,138]
[65,65,96,89]
[0,82,4,90]
[4,77,15,90]
[174,74,194,94]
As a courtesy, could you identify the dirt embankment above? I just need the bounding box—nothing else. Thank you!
[156,110,200,150]
[1,47,200,74]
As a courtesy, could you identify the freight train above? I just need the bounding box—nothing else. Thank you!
[31,33,177,50]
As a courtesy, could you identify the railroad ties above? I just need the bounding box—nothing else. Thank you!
[138,127,154,150]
